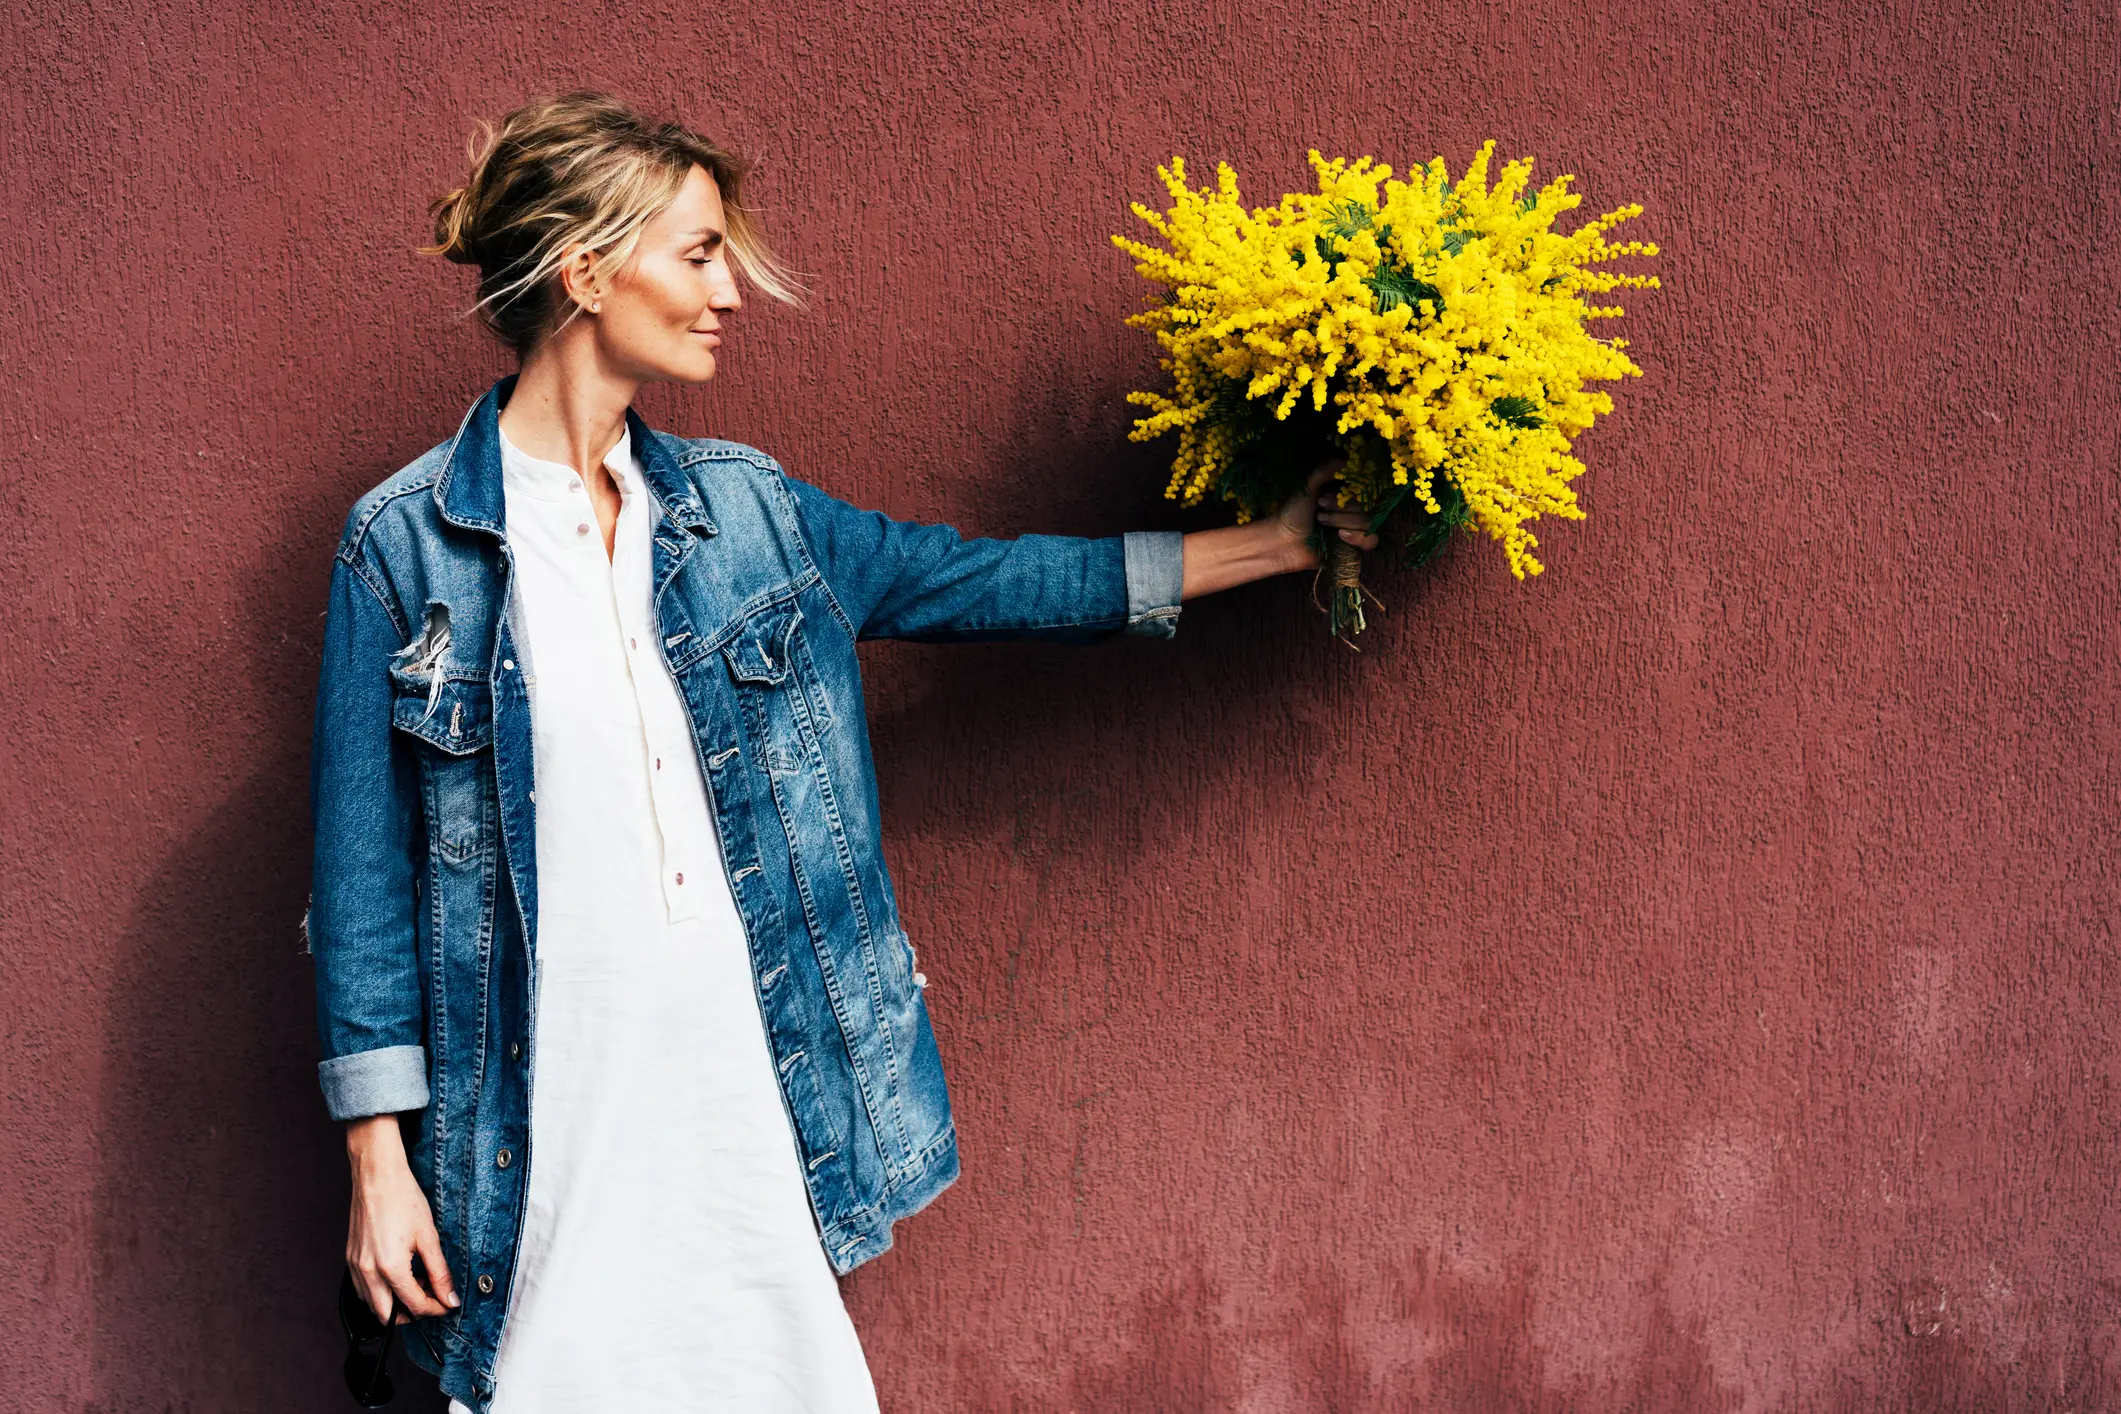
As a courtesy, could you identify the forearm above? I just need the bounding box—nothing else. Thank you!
[1180,519,1315,600]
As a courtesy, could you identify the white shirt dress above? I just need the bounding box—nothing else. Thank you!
[447,425,879,1413]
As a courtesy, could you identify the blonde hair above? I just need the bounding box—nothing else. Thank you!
[423,91,803,353]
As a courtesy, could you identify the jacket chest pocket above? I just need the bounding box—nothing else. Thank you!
[720,598,802,689]
[721,596,841,738]
[390,676,494,867]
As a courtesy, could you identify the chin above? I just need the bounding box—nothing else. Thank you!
[657,354,718,386]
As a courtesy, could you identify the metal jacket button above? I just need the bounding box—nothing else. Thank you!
[477,1275,494,1295]
[496,1148,512,1169]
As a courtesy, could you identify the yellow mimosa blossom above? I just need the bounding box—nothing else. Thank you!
[1113,142,1659,580]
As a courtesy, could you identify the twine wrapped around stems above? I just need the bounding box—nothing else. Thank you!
[1315,536,1383,647]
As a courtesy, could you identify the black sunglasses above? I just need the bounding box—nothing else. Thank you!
[337,1268,402,1407]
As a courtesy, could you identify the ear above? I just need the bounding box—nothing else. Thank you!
[555,243,601,312]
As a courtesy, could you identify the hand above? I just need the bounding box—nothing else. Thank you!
[1177,455,1383,600]
[1272,457,1381,568]
[345,1114,459,1324]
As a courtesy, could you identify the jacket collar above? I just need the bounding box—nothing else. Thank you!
[436,375,718,537]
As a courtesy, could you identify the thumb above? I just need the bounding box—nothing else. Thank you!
[1302,457,1345,498]
[415,1222,460,1308]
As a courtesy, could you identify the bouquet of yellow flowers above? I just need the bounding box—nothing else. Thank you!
[1112,141,1659,639]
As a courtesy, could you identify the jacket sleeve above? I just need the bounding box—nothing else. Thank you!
[781,474,1185,644]
[309,548,430,1121]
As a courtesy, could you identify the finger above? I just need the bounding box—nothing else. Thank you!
[1317,509,1369,528]
[1303,459,1343,497]
[354,1262,395,1326]
[414,1223,460,1309]
[1337,529,1382,549]
[382,1256,450,1320]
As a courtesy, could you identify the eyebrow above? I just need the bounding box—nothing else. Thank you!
[686,227,726,246]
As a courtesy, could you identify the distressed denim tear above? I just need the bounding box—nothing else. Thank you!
[394,602,452,722]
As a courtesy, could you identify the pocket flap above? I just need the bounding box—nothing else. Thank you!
[391,678,493,755]
[721,600,802,686]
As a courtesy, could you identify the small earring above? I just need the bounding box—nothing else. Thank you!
[590,300,602,313]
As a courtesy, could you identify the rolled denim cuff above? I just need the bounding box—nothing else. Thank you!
[319,1044,430,1121]
[1121,530,1184,638]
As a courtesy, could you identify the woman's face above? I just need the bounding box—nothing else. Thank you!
[584,164,741,384]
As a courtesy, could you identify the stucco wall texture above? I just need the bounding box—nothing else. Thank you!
[3,1,2115,1410]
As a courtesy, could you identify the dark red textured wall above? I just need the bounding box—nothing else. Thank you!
[4,2,2116,1409]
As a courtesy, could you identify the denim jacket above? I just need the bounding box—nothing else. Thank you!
[307,376,1182,1408]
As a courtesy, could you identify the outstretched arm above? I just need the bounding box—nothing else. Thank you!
[784,459,1373,644]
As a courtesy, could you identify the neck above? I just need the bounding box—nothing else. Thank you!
[497,327,638,477]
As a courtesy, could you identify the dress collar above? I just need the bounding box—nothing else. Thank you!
[498,420,635,503]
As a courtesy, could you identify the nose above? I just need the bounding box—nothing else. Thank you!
[710,261,742,312]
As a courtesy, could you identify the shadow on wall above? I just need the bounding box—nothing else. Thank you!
[87,750,453,1412]
[857,546,1419,860]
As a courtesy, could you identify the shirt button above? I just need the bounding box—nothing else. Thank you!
[509,1042,521,1059]
[654,758,662,770]
[675,873,685,886]
[576,523,591,536]
[502,659,514,670]
[630,637,638,650]
[568,477,581,491]
[477,1275,494,1295]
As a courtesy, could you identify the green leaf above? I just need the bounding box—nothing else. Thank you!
[1367,480,1412,531]
[1490,394,1546,429]
[1324,200,1375,242]
[1368,260,1443,315]
[1397,473,1471,568]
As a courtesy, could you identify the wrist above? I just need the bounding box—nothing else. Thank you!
[345,1113,406,1174]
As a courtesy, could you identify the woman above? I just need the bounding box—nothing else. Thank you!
[311,91,1377,1413]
